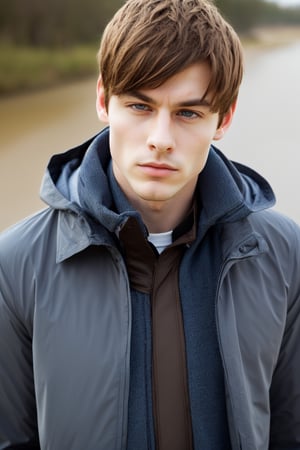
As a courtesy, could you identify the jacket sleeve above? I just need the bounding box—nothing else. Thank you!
[269,218,300,449]
[0,234,40,449]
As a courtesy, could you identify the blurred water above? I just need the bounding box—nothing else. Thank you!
[0,78,101,230]
[0,41,300,231]
[221,41,300,224]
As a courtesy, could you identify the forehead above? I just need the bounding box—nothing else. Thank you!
[126,62,212,103]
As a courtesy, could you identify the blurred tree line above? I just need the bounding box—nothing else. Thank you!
[0,0,123,46]
[0,0,300,47]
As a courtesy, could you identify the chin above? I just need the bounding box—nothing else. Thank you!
[138,191,175,203]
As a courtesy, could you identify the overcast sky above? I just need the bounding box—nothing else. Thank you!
[269,0,300,6]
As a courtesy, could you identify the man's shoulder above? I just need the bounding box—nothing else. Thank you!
[248,208,300,273]
[0,207,58,262]
[248,208,300,241]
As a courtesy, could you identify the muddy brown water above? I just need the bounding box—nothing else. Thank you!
[1,40,300,232]
[222,40,300,225]
[0,78,102,231]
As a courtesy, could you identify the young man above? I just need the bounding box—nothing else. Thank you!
[1,0,300,449]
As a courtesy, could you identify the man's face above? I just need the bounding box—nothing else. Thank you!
[97,63,235,210]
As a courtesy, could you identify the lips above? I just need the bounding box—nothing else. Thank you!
[138,162,178,177]
[139,161,177,170]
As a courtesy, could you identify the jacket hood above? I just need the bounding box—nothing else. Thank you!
[40,127,275,235]
[197,145,275,225]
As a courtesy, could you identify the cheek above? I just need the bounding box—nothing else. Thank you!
[108,117,128,151]
[109,117,146,159]
[109,112,141,141]
[109,128,135,169]
[184,149,209,179]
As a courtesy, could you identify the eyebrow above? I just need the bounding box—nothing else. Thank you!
[124,90,211,108]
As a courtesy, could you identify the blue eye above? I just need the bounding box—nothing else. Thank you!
[131,103,151,111]
[178,110,199,118]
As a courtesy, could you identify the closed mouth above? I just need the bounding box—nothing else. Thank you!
[139,162,177,171]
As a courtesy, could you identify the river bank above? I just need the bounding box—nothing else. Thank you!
[1,26,300,98]
[0,43,98,96]
[245,24,300,45]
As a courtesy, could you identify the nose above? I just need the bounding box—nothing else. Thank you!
[147,112,175,153]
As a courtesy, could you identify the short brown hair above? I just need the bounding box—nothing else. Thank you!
[98,0,244,121]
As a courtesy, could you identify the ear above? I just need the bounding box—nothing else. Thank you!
[96,75,109,123]
[213,100,237,141]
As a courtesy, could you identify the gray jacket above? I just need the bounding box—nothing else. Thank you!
[1,132,300,449]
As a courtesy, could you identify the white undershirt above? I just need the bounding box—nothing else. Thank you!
[147,230,173,254]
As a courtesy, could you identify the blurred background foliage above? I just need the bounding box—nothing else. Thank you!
[0,0,123,46]
[0,0,300,95]
[1,0,300,46]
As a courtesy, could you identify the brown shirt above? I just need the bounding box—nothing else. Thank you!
[119,211,196,450]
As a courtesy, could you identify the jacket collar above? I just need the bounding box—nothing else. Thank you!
[196,145,275,229]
